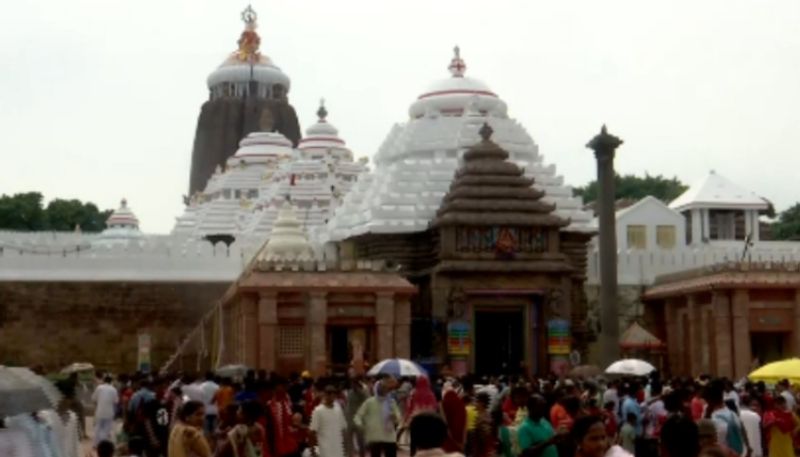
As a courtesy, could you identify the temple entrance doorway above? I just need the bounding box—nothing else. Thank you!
[751,332,788,366]
[474,309,524,375]
[327,326,372,374]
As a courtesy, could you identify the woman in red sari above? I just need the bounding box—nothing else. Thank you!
[405,376,438,423]
[268,379,298,457]
[441,381,467,453]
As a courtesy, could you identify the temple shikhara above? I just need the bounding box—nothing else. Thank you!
[3,5,798,377]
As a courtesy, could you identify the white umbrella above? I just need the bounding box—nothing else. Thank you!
[605,358,656,377]
[367,358,427,377]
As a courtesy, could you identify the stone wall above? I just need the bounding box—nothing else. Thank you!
[0,281,229,374]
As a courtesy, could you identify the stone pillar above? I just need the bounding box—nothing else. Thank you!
[687,295,702,375]
[731,290,751,379]
[376,292,395,361]
[586,126,624,368]
[258,292,278,372]
[792,290,800,356]
[663,299,679,375]
[713,291,733,378]
[241,295,259,368]
[307,292,328,377]
[394,296,411,359]
[744,211,752,240]
[751,210,761,242]
[233,301,244,363]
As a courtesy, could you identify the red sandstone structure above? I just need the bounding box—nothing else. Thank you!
[169,202,415,376]
[644,261,800,379]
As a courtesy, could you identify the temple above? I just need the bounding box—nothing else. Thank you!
[175,101,367,244]
[188,5,302,195]
[0,9,608,375]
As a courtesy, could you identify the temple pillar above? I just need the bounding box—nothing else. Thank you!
[663,299,679,375]
[792,290,800,356]
[751,210,760,241]
[307,292,328,377]
[241,295,258,368]
[394,296,411,359]
[258,291,278,372]
[234,301,244,363]
[687,295,702,375]
[713,291,733,378]
[731,290,751,379]
[376,292,395,361]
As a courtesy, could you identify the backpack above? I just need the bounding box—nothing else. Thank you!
[715,410,744,454]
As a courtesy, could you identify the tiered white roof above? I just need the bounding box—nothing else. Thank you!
[324,47,593,241]
[669,170,770,212]
[206,6,291,100]
[93,199,145,247]
[255,201,315,269]
[172,104,368,240]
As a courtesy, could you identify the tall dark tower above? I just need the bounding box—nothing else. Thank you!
[188,5,301,195]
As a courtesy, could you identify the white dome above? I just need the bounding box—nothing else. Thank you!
[206,6,291,97]
[207,57,291,91]
[258,201,315,265]
[94,198,145,247]
[298,101,353,161]
[409,47,507,118]
[229,131,294,165]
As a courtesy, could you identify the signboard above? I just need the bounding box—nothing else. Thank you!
[138,333,151,373]
[547,319,571,355]
[447,321,471,356]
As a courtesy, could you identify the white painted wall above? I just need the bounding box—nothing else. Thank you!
[615,197,686,251]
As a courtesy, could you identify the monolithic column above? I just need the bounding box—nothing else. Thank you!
[307,292,328,376]
[713,291,733,378]
[394,296,411,359]
[731,289,751,379]
[258,292,278,372]
[587,125,624,367]
[241,295,259,368]
[376,292,395,361]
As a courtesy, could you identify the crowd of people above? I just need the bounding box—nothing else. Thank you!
[5,368,800,457]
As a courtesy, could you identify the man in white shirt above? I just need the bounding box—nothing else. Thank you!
[778,380,796,411]
[200,371,220,435]
[310,385,347,457]
[740,397,763,457]
[91,375,119,446]
[603,380,620,415]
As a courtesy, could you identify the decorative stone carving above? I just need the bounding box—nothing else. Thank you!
[447,286,468,319]
[548,288,565,318]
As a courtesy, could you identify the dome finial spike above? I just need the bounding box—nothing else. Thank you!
[120,198,127,208]
[317,98,328,121]
[448,45,466,77]
[479,122,493,142]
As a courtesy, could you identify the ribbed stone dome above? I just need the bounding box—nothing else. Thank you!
[433,123,569,228]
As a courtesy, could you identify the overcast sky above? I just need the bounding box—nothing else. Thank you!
[2,0,799,233]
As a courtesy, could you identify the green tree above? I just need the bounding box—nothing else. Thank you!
[573,173,688,204]
[771,203,800,240]
[0,192,46,230]
[0,192,112,232]
[44,199,112,232]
